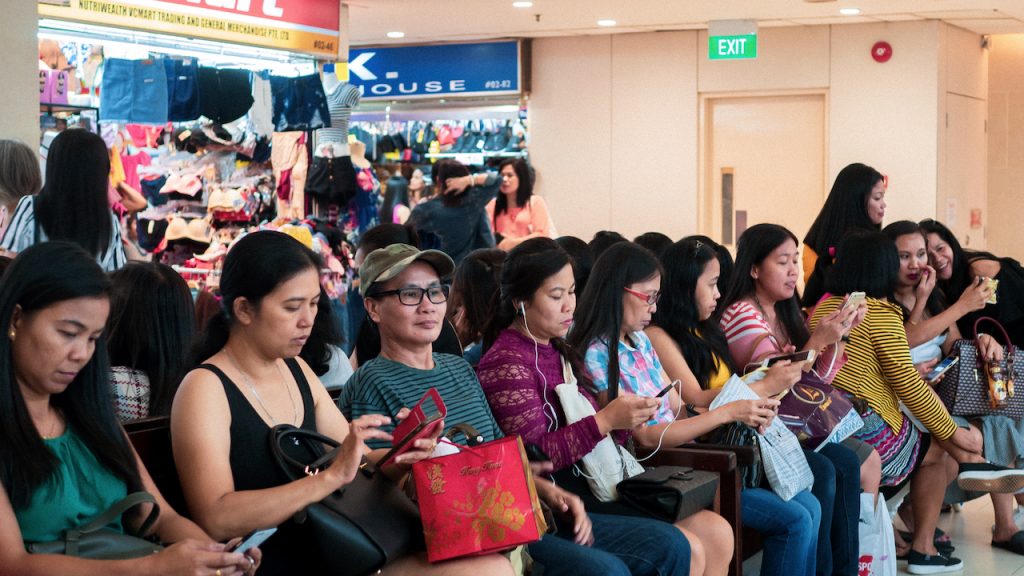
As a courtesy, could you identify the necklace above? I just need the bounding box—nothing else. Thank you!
[40,408,61,439]
[226,349,298,427]
[752,294,789,348]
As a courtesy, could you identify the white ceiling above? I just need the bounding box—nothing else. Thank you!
[345,0,1024,46]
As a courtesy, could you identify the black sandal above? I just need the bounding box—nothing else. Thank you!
[992,530,1024,555]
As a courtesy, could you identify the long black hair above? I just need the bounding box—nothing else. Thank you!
[555,236,594,297]
[568,242,662,398]
[487,237,595,390]
[824,230,899,299]
[35,129,114,258]
[804,162,884,257]
[721,223,810,349]
[882,220,945,320]
[380,175,410,225]
[492,158,533,227]
[918,218,996,305]
[108,263,196,418]
[653,237,736,389]
[432,160,472,207]
[300,286,344,377]
[192,231,323,364]
[0,242,141,509]
[451,248,505,350]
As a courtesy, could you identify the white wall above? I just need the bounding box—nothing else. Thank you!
[987,34,1024,263]
[530,21,986,245]
[0,2,39,146]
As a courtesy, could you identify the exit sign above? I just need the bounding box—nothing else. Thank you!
[709,34,758,60]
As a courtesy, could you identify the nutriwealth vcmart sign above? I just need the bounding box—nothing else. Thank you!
[39,0,341,58]
[347,41,522,100]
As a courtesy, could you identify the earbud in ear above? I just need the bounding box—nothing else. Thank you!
[519,301,527,317]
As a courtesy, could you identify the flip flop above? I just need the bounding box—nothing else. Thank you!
[993,531,1024,555]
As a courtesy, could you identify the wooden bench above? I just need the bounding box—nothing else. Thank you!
[124,416,188,517]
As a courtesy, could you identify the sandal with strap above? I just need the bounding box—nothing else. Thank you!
[992,530,1024,555]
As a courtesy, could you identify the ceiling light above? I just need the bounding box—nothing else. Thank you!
[386,31,405,38]
[839,8,861,15]
[512,1,533,7]
[597,19,617,27]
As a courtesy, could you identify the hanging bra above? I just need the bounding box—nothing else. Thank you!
[164,216,213,244]
[160,172,203,197]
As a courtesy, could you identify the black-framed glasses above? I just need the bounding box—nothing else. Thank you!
[369,284,450,306]
[623,287,661,305]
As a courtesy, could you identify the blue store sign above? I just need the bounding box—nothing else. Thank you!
[347,41,521,100]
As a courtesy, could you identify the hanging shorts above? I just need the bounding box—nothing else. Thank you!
[164,58,201,122]
[100,58,168,124]
[197,67,254,124]
[269,74,331,132]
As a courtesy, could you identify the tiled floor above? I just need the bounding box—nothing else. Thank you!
[743,496,1024,575]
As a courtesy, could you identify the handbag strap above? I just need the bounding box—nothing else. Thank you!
[973,316,1015,373]
[66,492,160,548]
[270,424,381,479]
[443,423,484,447]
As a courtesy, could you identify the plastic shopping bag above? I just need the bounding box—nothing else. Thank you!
[858,493,897,576]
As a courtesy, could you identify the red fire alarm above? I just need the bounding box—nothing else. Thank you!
[872,41,893,63]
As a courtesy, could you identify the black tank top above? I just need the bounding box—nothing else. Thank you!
[197,358,319,575]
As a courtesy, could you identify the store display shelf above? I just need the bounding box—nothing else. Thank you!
[40,102,98,114]
[425,151,527,159]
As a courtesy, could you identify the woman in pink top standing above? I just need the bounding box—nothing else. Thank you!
[486,158,554,250]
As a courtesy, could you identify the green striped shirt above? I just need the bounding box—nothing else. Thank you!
[338,353,504,449]
[810,296,957,441]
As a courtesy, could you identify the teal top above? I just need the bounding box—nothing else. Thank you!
[15,426,127,542]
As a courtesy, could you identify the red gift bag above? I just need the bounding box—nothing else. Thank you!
[412,435,547,563]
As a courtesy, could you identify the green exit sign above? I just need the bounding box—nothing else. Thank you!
[709,34,758,60]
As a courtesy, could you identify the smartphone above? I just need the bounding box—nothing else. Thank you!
[840,291,866,315]
[926,356,960,384]
[379,388,446,467]
[761,349,817,368]
[231,527,277,553]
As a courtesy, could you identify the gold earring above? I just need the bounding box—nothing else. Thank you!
[8,328,14,339]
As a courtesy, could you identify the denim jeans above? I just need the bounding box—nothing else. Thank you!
[742,487,819,576]
[529,512,691,576]
[807,444,862,576]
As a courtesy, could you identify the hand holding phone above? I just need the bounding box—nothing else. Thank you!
[761,350,817,368]
[231,527,277,553]
[379,388,446,467]
[925,356,959,384]
[840,291,866,316]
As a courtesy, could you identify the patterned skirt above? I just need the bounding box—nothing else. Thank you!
[852,405,922,486]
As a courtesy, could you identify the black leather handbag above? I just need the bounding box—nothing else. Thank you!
[26,492,164,559]
[709,421,764,489]
[617,466,719,523]
[269,424,423,576]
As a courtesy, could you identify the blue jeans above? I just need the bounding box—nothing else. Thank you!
[806,445,861,576]
[742,488,819,576]
[529,512,691,576]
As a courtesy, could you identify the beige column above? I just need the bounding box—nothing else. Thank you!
[0,1,39,146]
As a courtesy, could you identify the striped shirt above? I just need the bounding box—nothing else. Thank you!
[338,353,503,449]
[0,196,126,272]
[809,296,957,441]
[317,82,361,146]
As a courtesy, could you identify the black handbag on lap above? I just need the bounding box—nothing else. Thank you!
[269,424,423,576]
[26,492,163,559]
[617,466,718,523]
[709,421,764,489]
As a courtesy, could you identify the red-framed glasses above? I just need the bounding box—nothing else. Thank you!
[623,287,660,305]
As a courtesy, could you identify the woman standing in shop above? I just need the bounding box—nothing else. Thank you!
[408,160,500,265]
[172,231,502,575]
[719,223,879,576]
[0,129,126,271]
[920,218,1024,347]
[0,242,259,575]
[802,162,887,307]
[0,140,42,240]
[486,158,554,250]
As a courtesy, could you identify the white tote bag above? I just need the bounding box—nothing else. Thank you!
[857,493,897,576]
[554,357,643,502]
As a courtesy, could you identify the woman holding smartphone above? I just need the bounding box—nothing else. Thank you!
[885,221,1024,557]
[810,230,1024,574]
[0,242,258,576]
[172,231,501,575]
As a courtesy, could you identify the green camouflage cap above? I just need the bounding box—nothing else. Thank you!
[359,243,455,296]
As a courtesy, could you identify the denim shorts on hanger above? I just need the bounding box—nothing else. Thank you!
[269,73,331,132]
[197,67,254,124]
[164,59,201,122]
[100,58,169,124]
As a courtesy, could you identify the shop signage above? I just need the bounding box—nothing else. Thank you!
[708,34,757,60]
[38,0,341,57]
[347,41,521,100]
